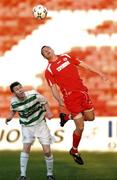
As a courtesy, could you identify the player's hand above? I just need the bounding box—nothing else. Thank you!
[5,119,11,125]
[58,99,65,107]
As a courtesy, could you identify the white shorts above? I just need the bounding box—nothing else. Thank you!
[21,120,52,145]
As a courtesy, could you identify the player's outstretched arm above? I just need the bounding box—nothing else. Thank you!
[5,110,16,124]
[79,61,108,81]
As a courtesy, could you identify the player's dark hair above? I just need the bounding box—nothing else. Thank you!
[41,45,49,56]
[10,81,22,93]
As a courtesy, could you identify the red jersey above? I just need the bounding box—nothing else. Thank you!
[45,54,87,97]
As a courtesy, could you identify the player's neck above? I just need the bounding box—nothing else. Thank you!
[16,93,27,101]
[50,55,58,62]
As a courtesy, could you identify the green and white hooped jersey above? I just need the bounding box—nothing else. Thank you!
[10,90,47,126]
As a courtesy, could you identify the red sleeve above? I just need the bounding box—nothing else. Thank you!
[45,70,56,86]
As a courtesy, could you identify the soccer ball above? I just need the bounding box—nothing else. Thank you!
[32,5,48,20]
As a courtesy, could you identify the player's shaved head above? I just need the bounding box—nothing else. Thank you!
[41,45,50,56]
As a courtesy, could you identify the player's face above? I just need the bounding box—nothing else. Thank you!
[13,85,26,100]
[41,46,54,60]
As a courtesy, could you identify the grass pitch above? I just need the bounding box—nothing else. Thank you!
[0,151,117,180]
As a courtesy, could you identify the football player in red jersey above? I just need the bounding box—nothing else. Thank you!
[41,45,107,165]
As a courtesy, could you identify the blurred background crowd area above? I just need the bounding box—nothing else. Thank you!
[0,0,117,118]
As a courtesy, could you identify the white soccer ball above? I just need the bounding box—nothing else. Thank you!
[32,5,48,20]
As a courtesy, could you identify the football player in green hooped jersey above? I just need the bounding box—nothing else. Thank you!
[5,81,55,180]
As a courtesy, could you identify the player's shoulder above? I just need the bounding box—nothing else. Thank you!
[11,96,19,105]
[59,53,71,59]
[45,63,53,74]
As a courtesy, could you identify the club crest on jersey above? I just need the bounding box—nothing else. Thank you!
[56,60,70,72]
[63,57,68,61]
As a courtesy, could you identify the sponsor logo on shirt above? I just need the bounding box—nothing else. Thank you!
[56,60,70,72]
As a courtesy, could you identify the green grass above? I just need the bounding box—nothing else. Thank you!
[0,151,117,180]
